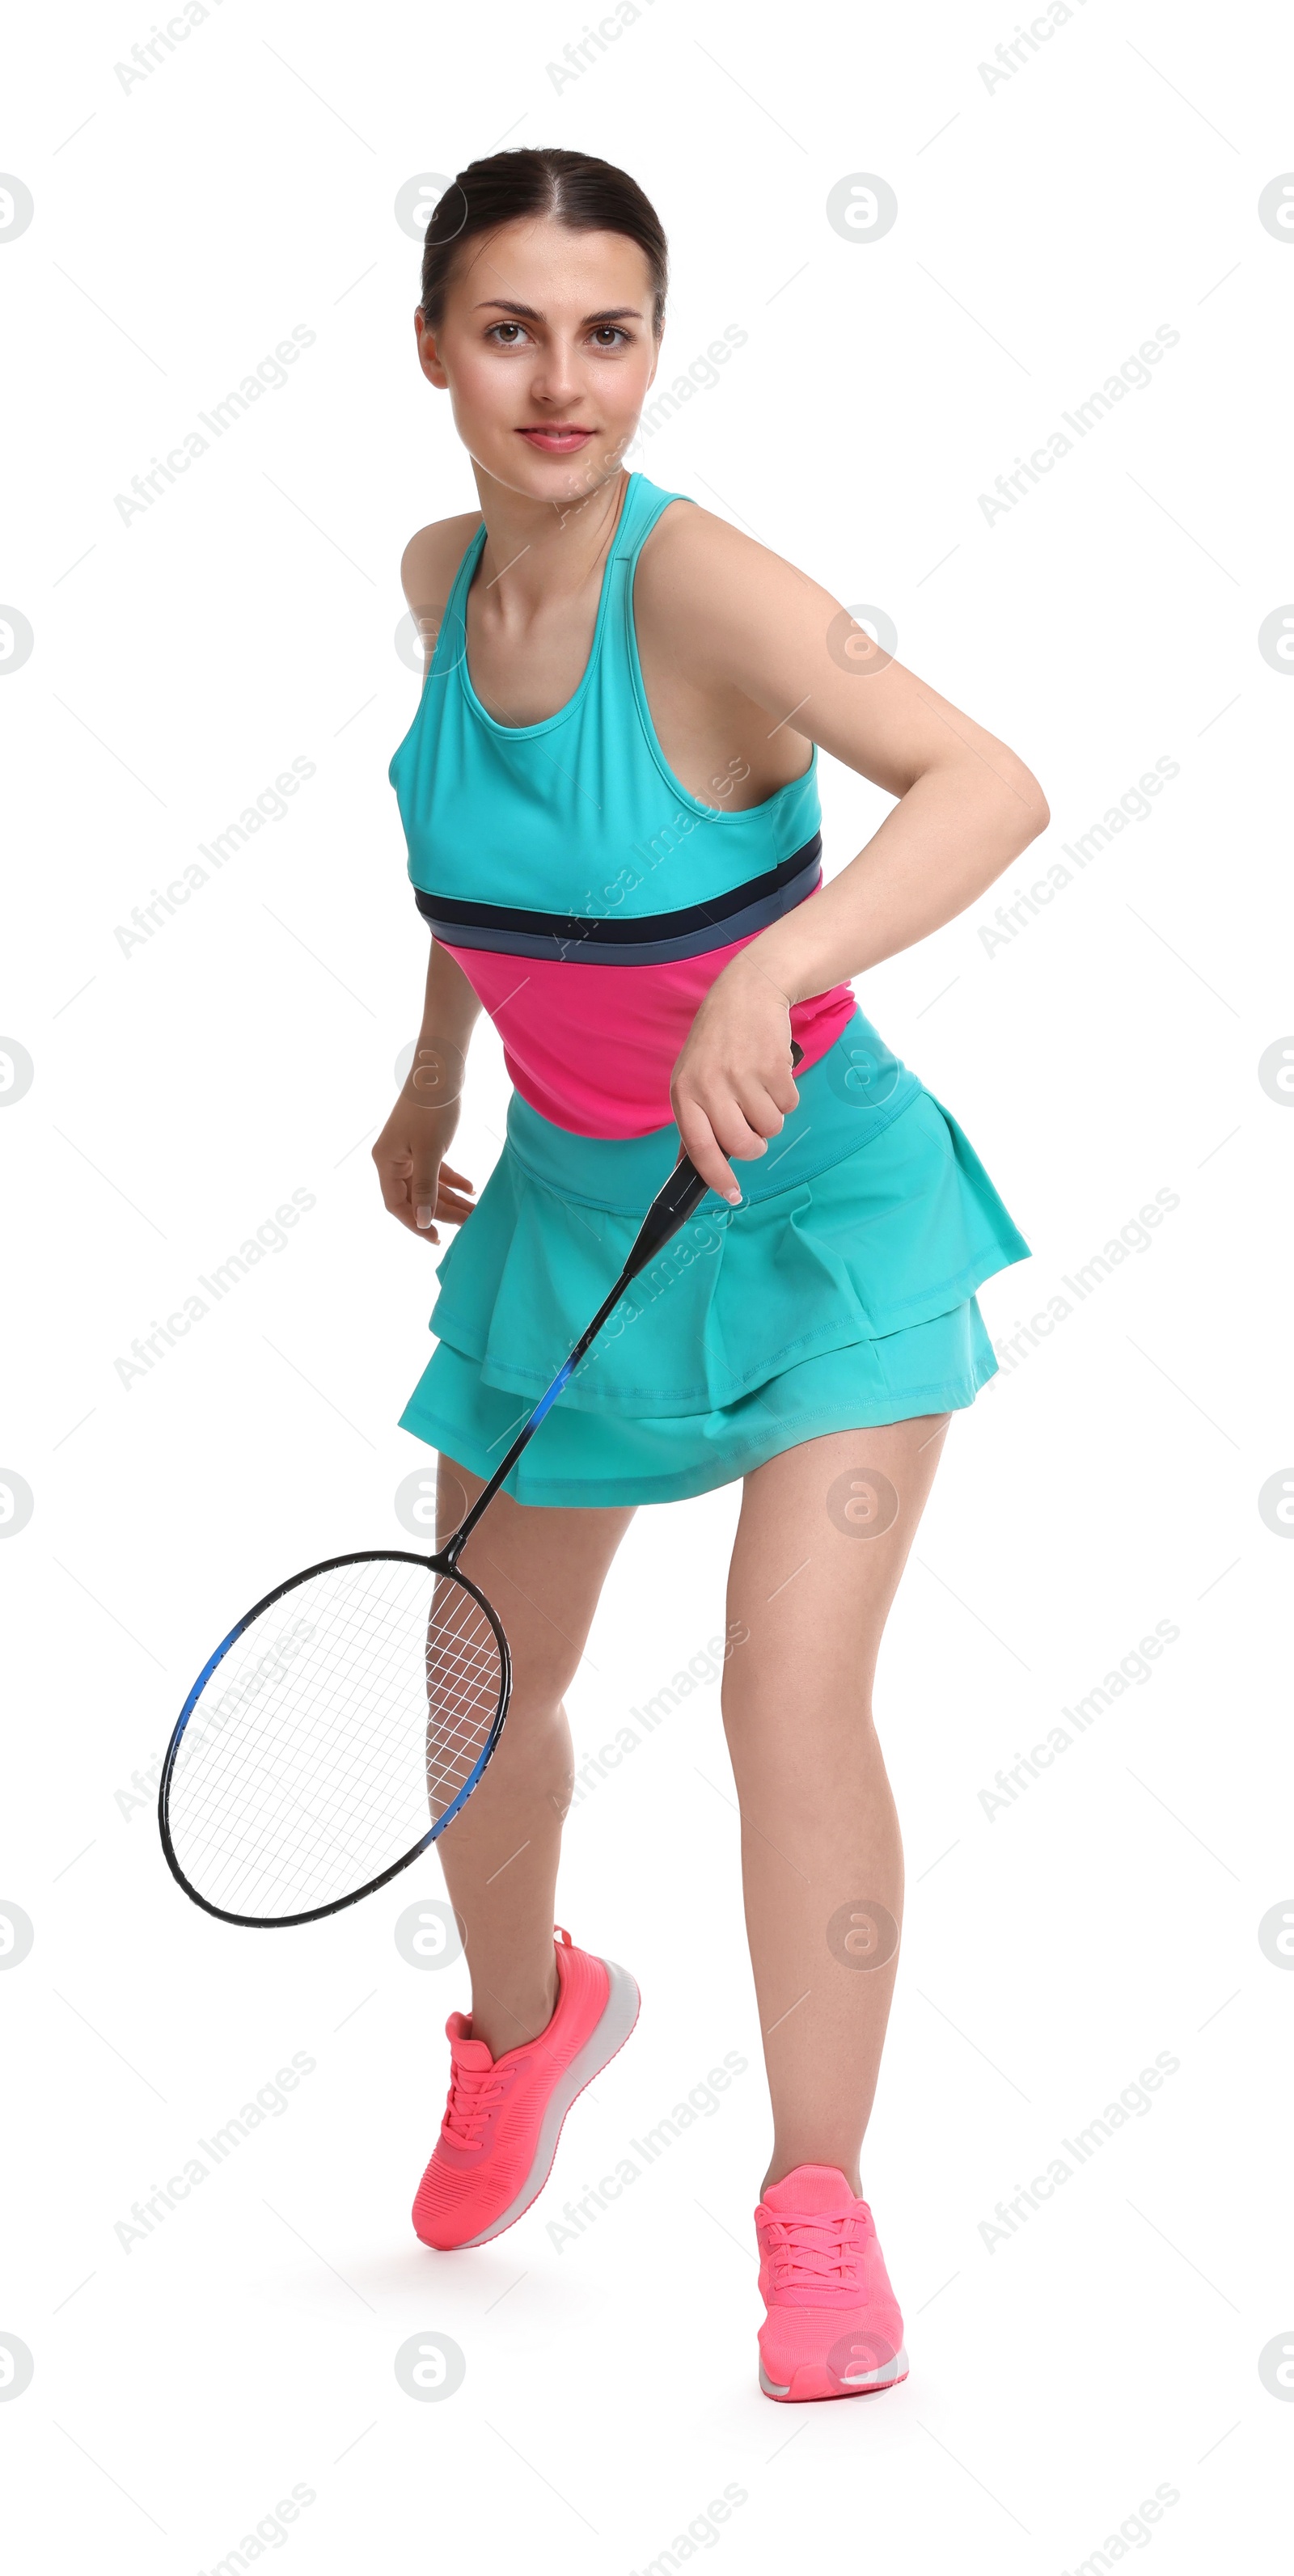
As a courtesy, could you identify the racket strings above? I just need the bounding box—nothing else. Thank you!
[232,1583,493,1896]
[178,1578,497,1915]
[228,1614,489,1919]
[174,1574,436,1901]
[166,1560,505,1919]
[183,1576,490,1857]
[188,1581,484,1867]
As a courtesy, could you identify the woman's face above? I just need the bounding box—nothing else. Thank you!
[415,215,660,505]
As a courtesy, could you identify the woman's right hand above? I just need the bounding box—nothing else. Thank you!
[371,1092,477,1244]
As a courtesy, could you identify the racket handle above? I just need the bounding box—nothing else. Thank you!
[620,1038,804,1286]
[443,1042,806,1556]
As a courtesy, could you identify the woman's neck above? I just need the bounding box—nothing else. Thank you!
[467,462,630,619]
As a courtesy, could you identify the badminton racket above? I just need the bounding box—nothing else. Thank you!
[159,1044,803,1927]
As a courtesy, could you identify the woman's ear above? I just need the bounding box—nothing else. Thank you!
[414,310,450,391]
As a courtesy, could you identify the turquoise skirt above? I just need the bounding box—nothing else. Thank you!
[399,1008,1031,1508]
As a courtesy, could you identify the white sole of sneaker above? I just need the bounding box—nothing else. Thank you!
[450,1956,641,2250]
[759,2342,910,2401]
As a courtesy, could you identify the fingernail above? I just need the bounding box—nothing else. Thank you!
[416,1205,433,1227]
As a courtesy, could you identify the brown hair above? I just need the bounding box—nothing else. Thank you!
[419,147,668,340]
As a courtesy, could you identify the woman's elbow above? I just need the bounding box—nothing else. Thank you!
[1003,759,1050,848]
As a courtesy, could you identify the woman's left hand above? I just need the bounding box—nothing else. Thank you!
[670,960,800,1205]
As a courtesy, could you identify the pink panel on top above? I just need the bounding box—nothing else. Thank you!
[438,928,856,1139]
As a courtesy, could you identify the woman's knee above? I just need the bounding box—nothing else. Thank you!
[720,1663,876,1742]
[436,1460,632,1703]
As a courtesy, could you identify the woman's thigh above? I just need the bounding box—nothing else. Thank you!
[723,1415,953,1722]
[436,1452,636,1706]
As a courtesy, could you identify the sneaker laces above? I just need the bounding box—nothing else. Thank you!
[763,2210,869,2294]
[441,2059,513,2149]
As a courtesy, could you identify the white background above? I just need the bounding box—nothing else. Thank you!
[2,0,1292,2568]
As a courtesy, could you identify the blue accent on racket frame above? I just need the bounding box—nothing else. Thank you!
[175,1611,256,1738]
[528,1358,575,1431]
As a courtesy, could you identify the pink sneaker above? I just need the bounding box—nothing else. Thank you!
[412,1928,639,2251]
[755,2164,909,2402]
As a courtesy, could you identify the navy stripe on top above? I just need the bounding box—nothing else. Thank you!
[416,834,823,966]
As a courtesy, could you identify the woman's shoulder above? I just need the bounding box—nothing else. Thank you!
[632,490,831,660]
[398,511,483,677]
[631,494,804,631]
[636,491,750,583]
[398,510,483,612]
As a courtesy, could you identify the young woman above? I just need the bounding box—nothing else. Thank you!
[376,148,1046,2404]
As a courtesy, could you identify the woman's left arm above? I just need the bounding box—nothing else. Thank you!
[659,510,1051,1201]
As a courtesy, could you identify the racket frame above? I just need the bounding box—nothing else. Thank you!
[158,1547,511,1929]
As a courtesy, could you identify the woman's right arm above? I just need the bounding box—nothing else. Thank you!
[371,936,482,1244]
[374,511,488,1243]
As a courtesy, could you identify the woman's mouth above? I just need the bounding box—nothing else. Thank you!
[517,426,595,452]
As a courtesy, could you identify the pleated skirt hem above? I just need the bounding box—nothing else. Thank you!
[396,1039,1031,1508]
[399,1290,1004,1510]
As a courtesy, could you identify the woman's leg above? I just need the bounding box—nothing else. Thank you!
[721,1414,953,2194]
[432,1453,636,2059]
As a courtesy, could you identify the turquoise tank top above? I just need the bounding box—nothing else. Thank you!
[387,470,890,1138]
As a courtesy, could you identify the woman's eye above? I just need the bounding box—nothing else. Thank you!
[485,321,630,349]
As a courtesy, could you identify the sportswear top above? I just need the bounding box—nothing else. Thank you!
[387,469,856,1138]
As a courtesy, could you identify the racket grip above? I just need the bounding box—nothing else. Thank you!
[620,1039,804,1286]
